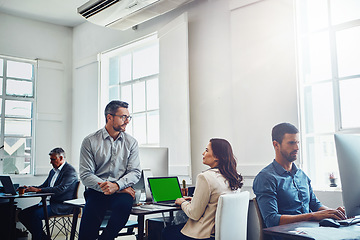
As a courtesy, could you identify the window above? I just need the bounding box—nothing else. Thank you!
[296,0,360,187]
[0,56,36,174]
[100,35,160,145]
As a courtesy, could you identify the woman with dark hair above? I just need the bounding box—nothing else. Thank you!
[162,138,243,240]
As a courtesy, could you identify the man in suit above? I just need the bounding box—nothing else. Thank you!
[18,147,78,240]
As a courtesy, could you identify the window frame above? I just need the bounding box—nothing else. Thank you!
[0,55,36,175]
[296,0,360,188]
[99,34,160,146]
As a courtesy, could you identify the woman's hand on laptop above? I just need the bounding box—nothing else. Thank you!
[175,197,192,205]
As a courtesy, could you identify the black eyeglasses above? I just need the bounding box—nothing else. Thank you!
[111,114,132,121]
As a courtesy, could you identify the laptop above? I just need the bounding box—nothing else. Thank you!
[0,175,17,195]
[147,176,183,207]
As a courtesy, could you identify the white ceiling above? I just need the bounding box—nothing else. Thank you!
[0,0,89,27]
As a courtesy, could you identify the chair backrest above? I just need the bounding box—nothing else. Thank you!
[215,191,250,240]
[253,197,268,240]
[72,181,80,199]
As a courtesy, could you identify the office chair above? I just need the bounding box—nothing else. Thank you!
[45,181,80,240]
[211,191,250,240]
[253,197,271,240]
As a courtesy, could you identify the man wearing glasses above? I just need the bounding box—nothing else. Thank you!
[253,123,345,231]
[79,100,141,240]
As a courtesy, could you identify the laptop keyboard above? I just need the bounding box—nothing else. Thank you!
[338,217,360,226]
[154,201,176,207]
[136,204,174,210]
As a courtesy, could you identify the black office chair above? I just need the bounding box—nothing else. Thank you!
[45,181,80,240]
[253,197,271,240]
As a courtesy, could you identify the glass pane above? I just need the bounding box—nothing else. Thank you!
[301,32,332,82]
[297,0,328,33]
[133,44,159,79]
[5,100,32,118]
[305,135,338,188]
[304,83,335,133]
[146,78,159,110]
[0,59,3,76]
[7,60,33,80]
[120,85,132,112]
[133,82,145,113]
[339,78,360,129]
[126,121,133,136]
[109,57,119,85]
[132,113,146,145]
[7,79,33,97]
[120,54,132,83]
[331,0,360,25]
[3,137,31,157]
[336,26,360,77]
[5,119,32,136]
[1,156,31,174]
[0,78,2,94]
[109,85,119,101]
[147,111,159,144]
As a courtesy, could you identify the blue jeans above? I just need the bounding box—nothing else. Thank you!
[18,204,55,240]
[162,223,211,240]
[78,188,133,240]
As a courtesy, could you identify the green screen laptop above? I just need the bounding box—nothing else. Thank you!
[147,176,183,206]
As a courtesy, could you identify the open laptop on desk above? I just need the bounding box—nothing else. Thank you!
[0,175,18,195]
[0,175,40,197]
[147,176,183,207]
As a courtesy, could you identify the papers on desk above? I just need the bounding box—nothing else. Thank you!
[296,224,360,240]
[132,204,176,211]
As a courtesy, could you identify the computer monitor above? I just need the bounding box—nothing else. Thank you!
[132,147,169,201]
[139,147,169,177]
[334,133,360,218]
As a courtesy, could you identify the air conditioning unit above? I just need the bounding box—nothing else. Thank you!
[78,0,192,30]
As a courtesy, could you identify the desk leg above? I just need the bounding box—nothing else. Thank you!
[41,196,51,239]
[9,198,16,240]
[70,207,80,240]
[137,215,145,240]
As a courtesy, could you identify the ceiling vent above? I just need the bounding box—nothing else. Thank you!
[78,0,192,30]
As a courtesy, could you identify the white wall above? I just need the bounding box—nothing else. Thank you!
[0,13,73,173]
[230,0,298,186]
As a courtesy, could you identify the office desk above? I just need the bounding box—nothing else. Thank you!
[0,192,54,240]
[263,221,360,240]
[263,221,316,240]
[65,198,181,240]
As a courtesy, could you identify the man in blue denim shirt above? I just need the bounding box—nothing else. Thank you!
[253,123,345,228]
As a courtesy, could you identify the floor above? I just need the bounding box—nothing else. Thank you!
[18,224,139,240]
[21,232,138,240]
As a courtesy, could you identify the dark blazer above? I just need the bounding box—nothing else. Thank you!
[36,162,79,215]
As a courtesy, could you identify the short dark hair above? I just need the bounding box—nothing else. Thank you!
[104,100,129,123]
[272,123,299,144]
[49,147,66,158]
